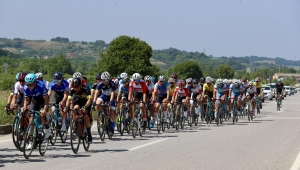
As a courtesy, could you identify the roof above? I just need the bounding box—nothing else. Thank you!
[274,73,300,77]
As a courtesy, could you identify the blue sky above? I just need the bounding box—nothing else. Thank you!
[0,0,299,60]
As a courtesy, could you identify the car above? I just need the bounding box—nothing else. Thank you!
[262,85,273,100]
[291,87,296,95]
[284,86,292,96]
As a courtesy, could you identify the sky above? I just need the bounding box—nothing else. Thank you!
[0,0,299,60]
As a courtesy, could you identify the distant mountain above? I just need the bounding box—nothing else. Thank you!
[1,38,300,71]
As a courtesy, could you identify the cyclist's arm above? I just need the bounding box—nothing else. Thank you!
[23,97,30,109]
[85,95,92,108]
[93,89,99,103]
[117,91,123,102]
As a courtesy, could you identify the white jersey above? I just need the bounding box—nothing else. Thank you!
[43,80,49,90]
[14,82,24,94]
[246,86,257,95]
[146,81,154,94]
[190,84,202,97]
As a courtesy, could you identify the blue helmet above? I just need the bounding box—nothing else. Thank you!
[15,72,20,81]
[151,76,156,82]
[53,72,63,80]
[25,73,37,83]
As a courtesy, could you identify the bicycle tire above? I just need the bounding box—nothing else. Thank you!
[39,130,49,156]
[70,119,80,154]
[83,131,90,151]
[12,116,20,149]
[147,110,151,130]
[97,115,105,141]
[17,117,27,152]
[157,110,161,134]
[22,122,35,159]
[119,111,125,136]
[49,116,58,145]
[132,120,138,138]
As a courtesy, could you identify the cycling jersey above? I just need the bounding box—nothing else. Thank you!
[188,84,202,97]
[173,87,189,97]
[68,85,92,113]
[214,84,226,99]
[24,80,48,112]
[168,85,176,97]
[129,80,147,93]
[146,81,154,95]
[246,86,257,98]
[203,83,214,97]
[275,83,284,93]
[96,81,116,96]
[119,84,129,94]
[253,82,262,95]
[154,82,169,95]
[229,84,242,98]
[14,81,25,94]
[49,79,69,104]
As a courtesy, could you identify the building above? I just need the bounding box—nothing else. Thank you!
[66,52,73,58]
[273,73,300,83]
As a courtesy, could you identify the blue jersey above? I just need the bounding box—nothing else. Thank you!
[214,84,226,97]
[119,84,129,94]
[154,82,169,95]
[230,84,242,95]
[24,80,48,98]
[96,80,116,96]
[49,79,69,93]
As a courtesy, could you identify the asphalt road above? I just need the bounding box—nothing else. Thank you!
[1,93,300,170]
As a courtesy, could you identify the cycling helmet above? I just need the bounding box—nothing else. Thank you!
[216,78,223,84]
[36,72,43,79]
[186,78,192,83]
[199,77,205,83]
[248,82,253,86]
[192,78,198,84]
[223,79,228,84]
[144,75,151,81]
[67,78,72,83]
[116,76,121,80]
[151,76,156,82]
[53,72,63,80]
[113,78,119,84]
[25,73,37,83]
[15,72,20,81]
[132,73,141,80]
[277,78,281,82]
[95,73,101,80]
[233,79,238,84]
[122,77,130,84]
[101,71,110,80]
[171,73,178,80]
[168,78,175,83]
[158,75,166,82]
[73,72,82,78]
[206,77,212,83]
[228,79,233,84]
[120,72,128,79]
[72,77,82,87]
[178,80,185,87]
[18,72,27,82]
[255,78,259,82]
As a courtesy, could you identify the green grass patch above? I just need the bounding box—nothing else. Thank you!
[0,91,14,125]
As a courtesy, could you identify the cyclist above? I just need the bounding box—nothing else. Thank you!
[35,72,49,90]
[69,72,87,89]
[171,73,180,85]
[116,77,130,116]
[253,78,262,109]
[202,77,215,117]
[152,75,169,123]
[11,72,27,110]
[22,73,50,149]
[173,80,190,120]
[274,79,284,107]
[92,72,116,135]
[213,79,227,119]
[83,76,92,90]
[5,72,20,111]
[245,82,257,118]
[48,72,69,131]
[144,75,155,127]
[188,78,202,117]
[185,78,192,88]
[66,77,92,143]
[199,77,205,87]
[128,73,147,128]
[167,78,176,121]
[229,79,243,116]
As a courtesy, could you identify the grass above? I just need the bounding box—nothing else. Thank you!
[0,91,14,125]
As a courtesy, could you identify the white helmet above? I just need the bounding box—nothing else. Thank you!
[206,77,212,83]
[233,79,238,84]
[120,72,128,79]
[186,78,192,83]
[144,75,151,81]
[132,73,141,80]
[158,75,166,82]
[168,77,175,83]
[248,82,253,86]
[113,78,119,84]
[223,79,228,84]
[67,78,72,83]
[36,72,43,79]
[73,72,82,78]
[101,71,110,80]
[217,78,223,84]
[228,79,233,84]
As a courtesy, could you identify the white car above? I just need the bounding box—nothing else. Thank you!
[284,86,291,96]
[262,85,273,100]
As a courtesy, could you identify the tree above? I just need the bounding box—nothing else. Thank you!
[172,61,203,79]
[96,35,154,76]
[45,54,74,76]
[214,64,234,79]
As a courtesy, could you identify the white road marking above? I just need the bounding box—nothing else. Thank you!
[129,138,169,151]
[290,151,300,170]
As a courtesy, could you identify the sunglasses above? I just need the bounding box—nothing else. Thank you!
[54,79,61,83]
[134,80,140,83]
[26,83,34,87]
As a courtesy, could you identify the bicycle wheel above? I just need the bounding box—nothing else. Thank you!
[157,110,161,134]
[139,120,145,137]
[17,118,27,152]
[107,120,113,140]
[257,102,261,114]
[70,119,80,154]
[97,115,105,141]
[147,110,151,130]
[247,109,251,121]
[22,122,35,159]
[12,116,20,149]
[49,116,58,145]
[175,116,179,130]
[83,127,90,151]
[132,119,138,138]
[277,103,280,111]
[39,130,49,156]
[119,111,125,136]
[189,110,193,127]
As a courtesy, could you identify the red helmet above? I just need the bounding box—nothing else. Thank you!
[178,80,185,87]
[18,72,27,82]
[171,73,178,80]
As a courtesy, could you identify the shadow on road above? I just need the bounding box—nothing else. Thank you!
[89,149,129,153]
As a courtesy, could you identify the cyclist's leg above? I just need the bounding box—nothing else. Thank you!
[96,94,104,121]
[251,96,256,117]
